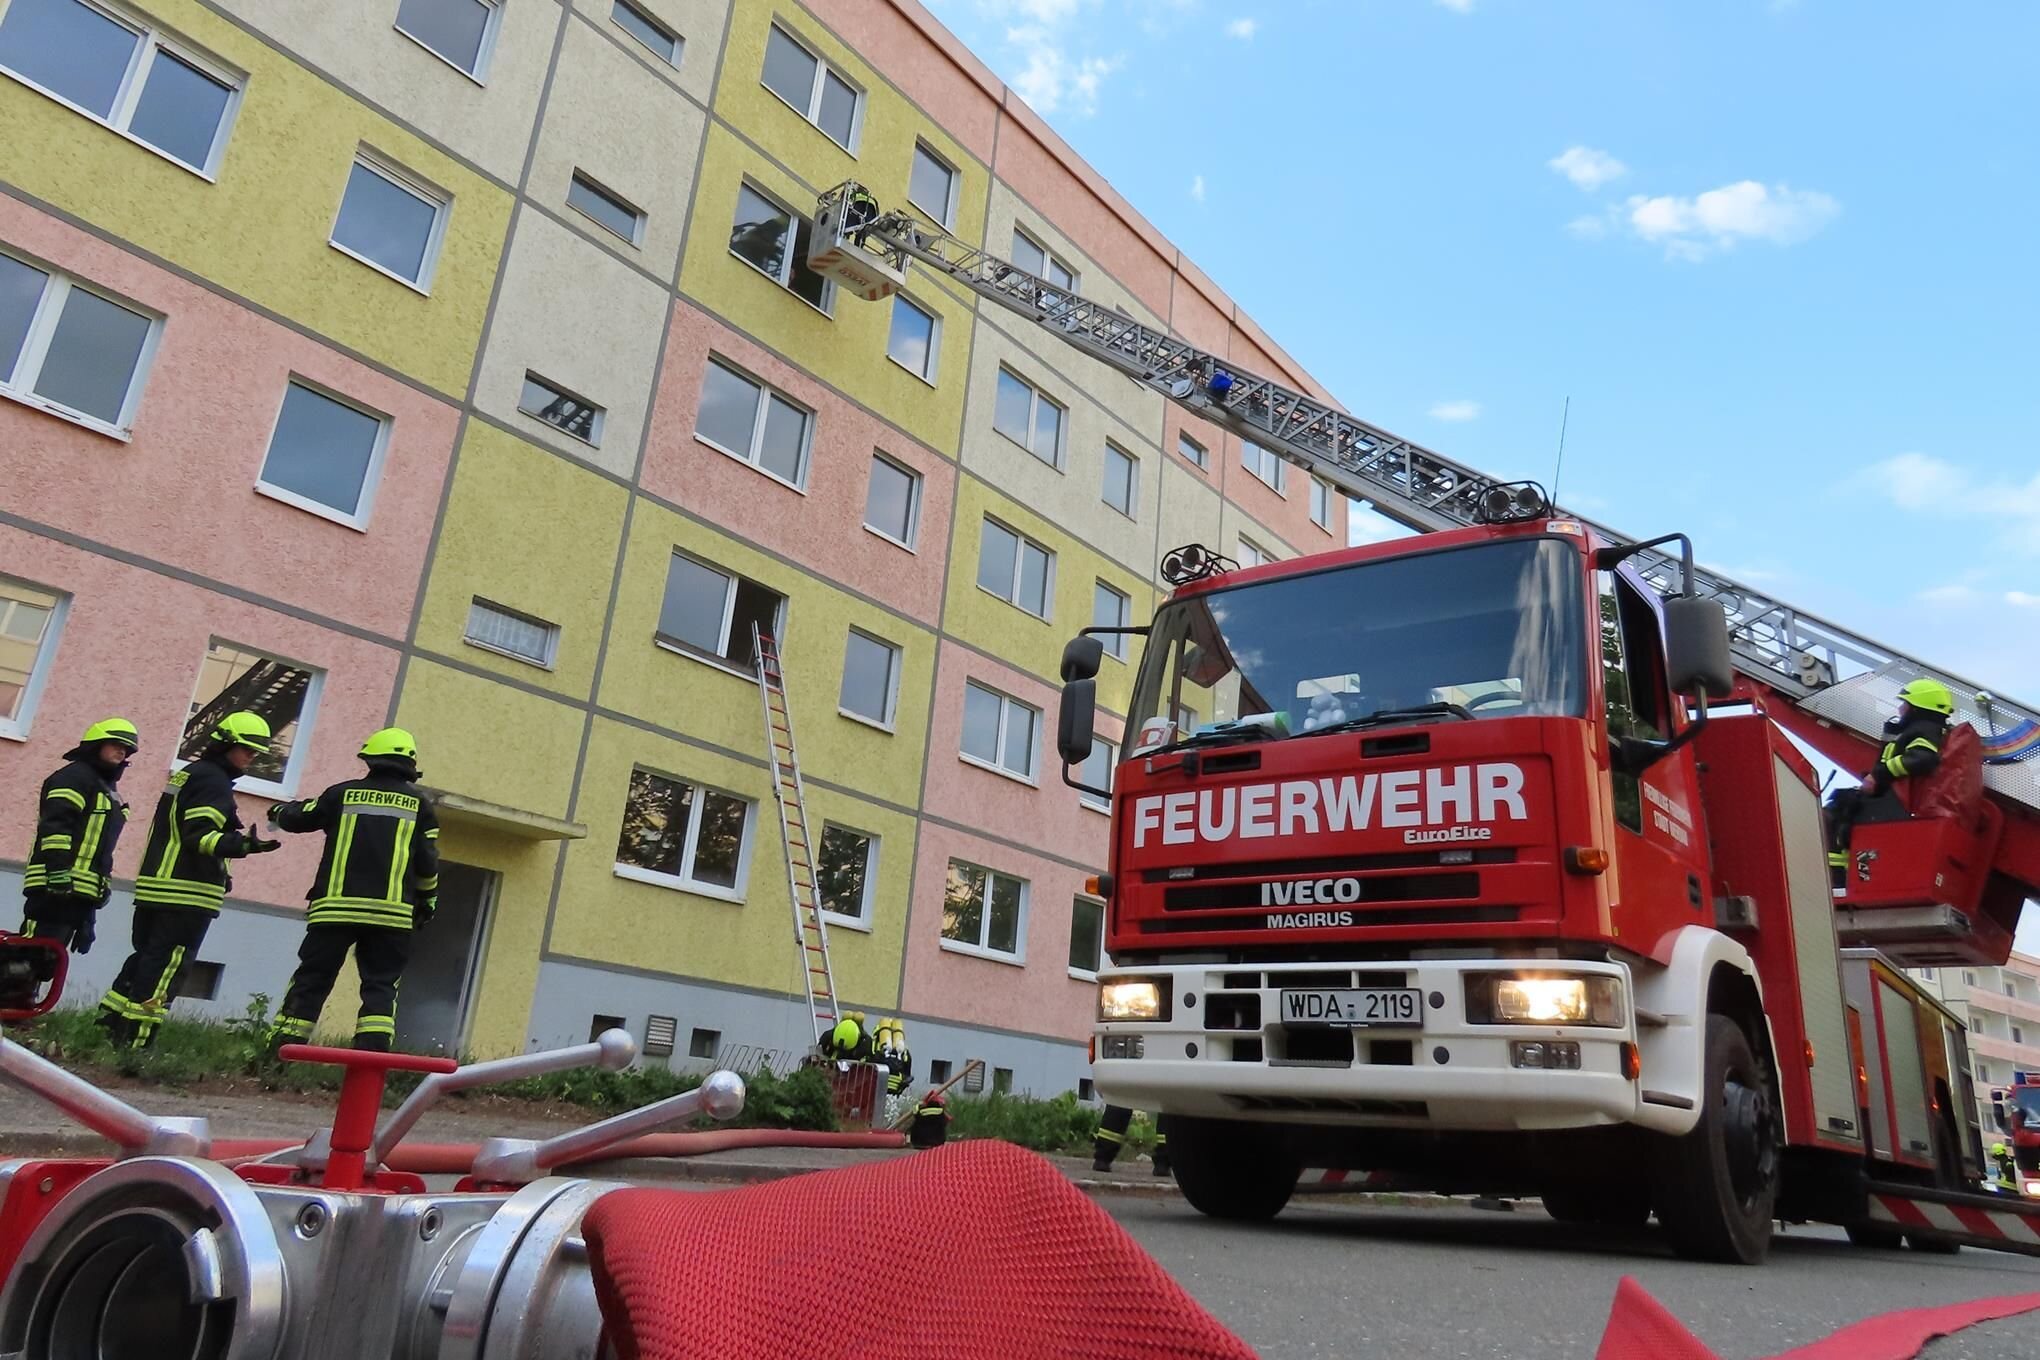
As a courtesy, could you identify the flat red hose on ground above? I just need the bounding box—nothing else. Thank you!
[210,1126,906,1173]
[581,1139,1257,1360]
[1595,1275,2040,1360]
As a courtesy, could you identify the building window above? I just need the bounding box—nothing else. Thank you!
[929,1058,951,1084]
[942,860,1026,961]
[611,0,680,65]
[0,575,66,739]
[178,640,320,797]
[976,518,1053,618]
[657,552,784,673]
[255,379,390,527]
[0,0,242,175]
[566,170,645,246]
[1237,536,1270,568]
[1176,431,1207,469]
[759,22,859,151]
[728,182,832,313]
[518,372,605,447]
[1311,478,1333,530]
[2017,1026,2027,1046]
[992,1066,1014,1094]
[1965,971,1977,986]
[818,824,878,925]
[993,367,1064,467]
[1078,1077,1095,1102]
[961,680,1037,781]
[1009,230,1077,294]
[330,151,449,291]
[1077,737,1115,812]
[695,358,813,488]
[1092,581,1131,661]
[886,294,939,382]
[1242,439,1285,492]
[0,249,159,436]
[863,453,921,549]
[907,141,957,226]
[642,1014,677,1056]
[1069,895,1105,976]
[589,1013,625,1041]
[1979,1063,1992,1085]
[838,629,900,728]
[394,0,500,81]
[1101,443,1138,516]
[614,767,755,899]
[464,598,559,668]
[688,1026,719,1058]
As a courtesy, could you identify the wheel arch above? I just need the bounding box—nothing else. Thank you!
[1631,925,1778,1135]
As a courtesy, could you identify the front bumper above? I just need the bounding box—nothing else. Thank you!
[1094,958,1640,1132]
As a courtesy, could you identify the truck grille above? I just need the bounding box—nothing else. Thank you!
[1143,849,1514,883]
[1163,871,1480,911]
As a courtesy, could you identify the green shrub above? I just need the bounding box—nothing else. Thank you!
[944,1090,1113,1155]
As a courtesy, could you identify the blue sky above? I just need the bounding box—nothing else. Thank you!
[929,0,2039,949]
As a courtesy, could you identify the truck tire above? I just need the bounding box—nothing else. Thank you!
[1542,1183,1650,1228]
[1168,1116,1298,1221]
[1651,1015,1779,1264]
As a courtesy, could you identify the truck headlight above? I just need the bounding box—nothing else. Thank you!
[1466,973,1623,1028]
[1099,979,1169,1022]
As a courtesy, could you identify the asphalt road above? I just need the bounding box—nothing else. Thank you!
[1107,1197,2040,1359]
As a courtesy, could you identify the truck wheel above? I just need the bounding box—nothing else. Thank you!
[1652,1015,1779,1264]
[1168,1116,1298,1221]
[1542,1184,1649,1228]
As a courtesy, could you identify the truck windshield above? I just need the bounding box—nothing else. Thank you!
[2016,1087,2040,1128]
[1125,537,1586,750]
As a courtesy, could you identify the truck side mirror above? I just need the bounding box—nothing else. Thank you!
[1664,596,1734,699]
[1061,636,1103,684]
[1057,679,1098,766]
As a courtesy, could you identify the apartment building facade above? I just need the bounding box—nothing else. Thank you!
[0,0,1348,1093]
[1914,952,2040,1137]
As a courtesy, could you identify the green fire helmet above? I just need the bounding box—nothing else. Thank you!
[359,727,420,762]
[79,717,140,752]
[1897,678,1955,716]
[212,711,273,752]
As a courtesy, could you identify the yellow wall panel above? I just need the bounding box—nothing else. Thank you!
[0,0,511,394]
[393,659,585,820]
[413,422,629,700]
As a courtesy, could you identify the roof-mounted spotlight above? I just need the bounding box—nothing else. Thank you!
[1160,543,1241,585]
[1474,480,1552,525]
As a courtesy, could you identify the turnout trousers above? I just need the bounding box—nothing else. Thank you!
[1093,1105,1172,1174]
[268,924,410,1052]
[98,906,212,1049]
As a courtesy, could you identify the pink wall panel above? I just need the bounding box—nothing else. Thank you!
[639,303,954,625]
[808,0,1002,164]
[992,117,1175,321]
[902,820,1098,1040]
[0,524,401,909]
[0,198,459,641]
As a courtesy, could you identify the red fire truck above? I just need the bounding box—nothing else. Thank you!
[1995,1072,2040,1196]
[799,180,2040,1264]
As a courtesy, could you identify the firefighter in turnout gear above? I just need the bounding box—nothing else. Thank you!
[263,728,439,1052]
[1826,678,1953,887]
[1093,1104,1172,1177]
[19,718,138,958]
[99,712,280,1048]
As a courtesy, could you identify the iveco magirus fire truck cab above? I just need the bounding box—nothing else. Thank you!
[1056,511,1981,1263]
[1994,1072,2040,1196]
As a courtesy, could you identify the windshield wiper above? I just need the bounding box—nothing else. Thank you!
[1301,702,1474,739]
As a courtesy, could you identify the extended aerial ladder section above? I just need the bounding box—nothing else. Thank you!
[807,179,2040,942]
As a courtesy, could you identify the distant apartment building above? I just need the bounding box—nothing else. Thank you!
[0,0,1348,1092]
[1912,952,2040,1134]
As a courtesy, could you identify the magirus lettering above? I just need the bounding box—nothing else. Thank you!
[1130,763,1528,849]
[1265,911,1356,930]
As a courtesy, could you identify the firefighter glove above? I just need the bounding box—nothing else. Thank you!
[43,871,71,896]
[74,916,94,956]
[247,834,282,855]
[414,897,436,928]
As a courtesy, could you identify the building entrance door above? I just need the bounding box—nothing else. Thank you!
[394,861,493,1055]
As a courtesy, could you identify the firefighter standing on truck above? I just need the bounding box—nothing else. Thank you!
[263,728,439,1052]
[19,718,139,958]
[1826,678,1954,886]
[99,712,280,1048]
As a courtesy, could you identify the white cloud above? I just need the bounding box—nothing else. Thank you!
[2009,591,2040,608]
[1429,400,1481,422]
[1623,180,1840,259]
[1225,17,1257,39]
[1190,173,1206,202]
[1435,0,1475,11]
[1004,24,1122,115]
[1857,452,2040,558]
[1548,146,1627,192]
[1566,214,1608,240]
[1916,583,1979,605]
[1348,501,1413,547]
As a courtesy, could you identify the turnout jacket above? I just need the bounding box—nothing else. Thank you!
[273,775,440,929]
[23,760,128,904]
[1866,714,1945,796]
[134,753,249,913]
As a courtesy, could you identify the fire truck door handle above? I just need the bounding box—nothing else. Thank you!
[1688,875,1704,910]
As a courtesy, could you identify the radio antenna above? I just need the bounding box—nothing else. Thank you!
[1551,396,1571,506]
